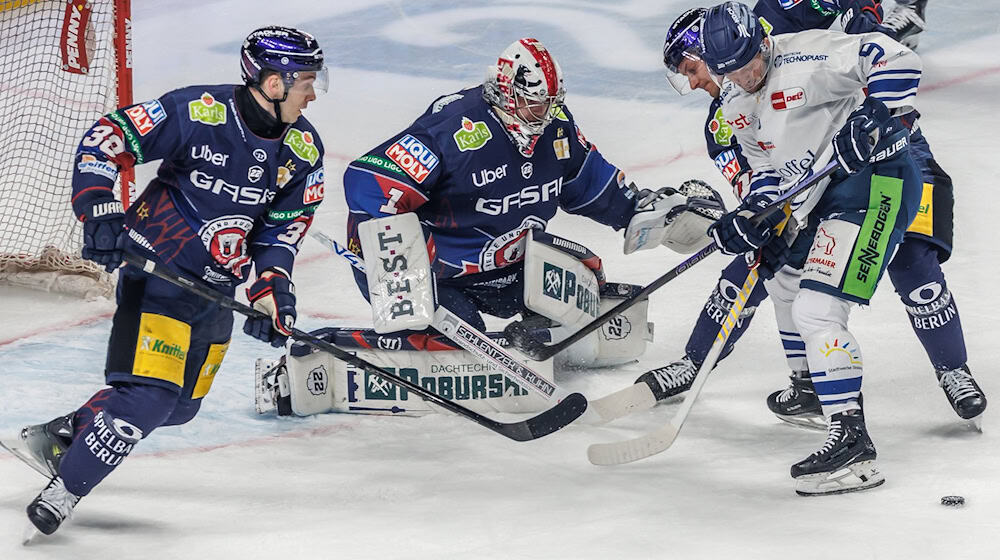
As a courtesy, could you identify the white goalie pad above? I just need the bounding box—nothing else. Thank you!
[357,213,436,333]
[523,229,601,330]
[555,283,654,369]
[263,333,555,417]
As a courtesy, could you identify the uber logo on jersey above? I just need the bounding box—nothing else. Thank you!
[521,162,533,179]
[771,87,806,111]
[248,165,264,183]
[191,144,230,166]
[190,170,276,205]
[472,164,507,187]
[253,149,267,162]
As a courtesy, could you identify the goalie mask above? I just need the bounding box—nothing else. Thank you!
[483,38,566,156]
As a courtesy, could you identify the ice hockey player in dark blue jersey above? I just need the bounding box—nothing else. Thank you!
[344,38,725,334]
[2,26,327,538]
[635,2,985,429]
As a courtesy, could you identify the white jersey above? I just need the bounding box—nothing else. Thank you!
[719,29,921,217]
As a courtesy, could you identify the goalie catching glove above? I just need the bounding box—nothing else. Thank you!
[244,267,297,347]
[623,179,726,254]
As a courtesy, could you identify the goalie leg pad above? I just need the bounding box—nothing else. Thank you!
[555,283,654,368]
[523,229,601,330]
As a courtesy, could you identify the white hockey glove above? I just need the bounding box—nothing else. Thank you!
[623,179,726,254]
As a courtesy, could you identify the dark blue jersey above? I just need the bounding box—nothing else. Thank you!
[72,84,325,291]
[344,85,637,280]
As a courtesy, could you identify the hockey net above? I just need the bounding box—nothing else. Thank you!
[0,0,132,299]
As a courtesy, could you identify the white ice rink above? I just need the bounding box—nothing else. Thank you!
[2,1,1000,558]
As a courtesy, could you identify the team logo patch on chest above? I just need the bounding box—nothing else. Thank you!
[385,134,439,183]
[199,215,254,277]
[453,117,492,151]
[284,129,320,166]
[771,87,806,111]
[189,92,227,126]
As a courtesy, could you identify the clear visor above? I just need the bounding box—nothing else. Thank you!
[289,66,330,96]
[709,41,770,93]
[664,50,703,95]
[663,16,704,96]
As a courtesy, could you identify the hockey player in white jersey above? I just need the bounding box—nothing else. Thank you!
[700,1,924,495]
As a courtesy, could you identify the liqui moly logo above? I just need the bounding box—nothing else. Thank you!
[770,87,806,111]
[385,135,439,183]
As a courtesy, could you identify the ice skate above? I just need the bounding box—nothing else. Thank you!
[937,365,987,430]
[882,0,926,50]
[791,410,884,496]
[766,371,825,430]
[25,475,81,537]
[254,357,292,415]
[0,413,74,478]
[634,355,698,403]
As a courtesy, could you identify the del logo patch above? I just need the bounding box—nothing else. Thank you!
[770,87,806,111]
[385,134,439,183]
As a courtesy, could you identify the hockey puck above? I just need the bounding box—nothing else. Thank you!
[940,495,965,507]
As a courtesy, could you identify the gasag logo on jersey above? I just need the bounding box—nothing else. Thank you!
[475,177,562,216]
[713,150,742,184]
[770,87,806,110]
[124,100,166,136]
[304,168,325,204]
[189,170,276,206]
[708,107,734,146]
[189,92,227,126]
[190,144,229,167]
[471,164,507,187]
[284,128,319,166]
[385,134,439,183]
[77,154,118,180]
[199,215,254,276]
[453,117,492,151]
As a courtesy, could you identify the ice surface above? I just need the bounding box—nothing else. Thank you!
[2,1,999,558]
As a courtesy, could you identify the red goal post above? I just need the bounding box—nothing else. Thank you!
[0,0,133,298]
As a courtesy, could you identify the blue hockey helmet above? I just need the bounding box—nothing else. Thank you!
[700,2,770,88]
[662,7,707,95]
[241,26,328,97]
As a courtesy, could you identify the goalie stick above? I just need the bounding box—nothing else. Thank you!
[504,159,841,362]
[123,251,586,442]
[586,267,760,465]
[310,230,581,405]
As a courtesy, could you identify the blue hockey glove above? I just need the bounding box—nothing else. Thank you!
[81,200,126,273]
[707,194,784,256]
[832,97,892,174]
[840,0,885,34]
[244,268,297,347]
[747,235,792,281]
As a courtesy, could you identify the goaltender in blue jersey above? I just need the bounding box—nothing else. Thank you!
[344,37,725,332]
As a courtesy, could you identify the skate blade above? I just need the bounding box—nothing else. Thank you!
[795,459,885,496]
[966,414,984,433]
[775,413,827,432]
[21,523,41,546]
[0,438,52,479]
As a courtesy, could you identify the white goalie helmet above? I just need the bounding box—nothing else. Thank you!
[483,38,566,156]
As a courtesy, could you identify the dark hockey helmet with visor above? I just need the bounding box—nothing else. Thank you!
[700,2,771,93]
[241,26,328,100]
[663,7,707,95]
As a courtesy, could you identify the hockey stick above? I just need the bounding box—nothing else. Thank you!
[122,251,586,442]
[309,230,579,404]
[586,266,761,465]
[505,159,840,362]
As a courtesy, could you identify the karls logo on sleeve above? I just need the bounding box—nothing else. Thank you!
[189,93,227,126]
[770,87,806,111]
[284,128,320,166]
[385,134,439,183]
[124,100,167,136]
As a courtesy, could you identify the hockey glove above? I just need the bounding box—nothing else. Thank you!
[747,235,792,281]
[81,199,126,273]
[832,97,891,174]
[624,180,726,254]
[244,268,297,347]
[839,0,885,34]
[707,194,784,256]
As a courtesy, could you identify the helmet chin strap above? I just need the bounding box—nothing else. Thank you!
[253,82,290,124]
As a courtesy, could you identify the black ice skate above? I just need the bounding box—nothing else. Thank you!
[937,365,987,428]
[0,413,74,478]
[635,355,698,403]
[766,371,825,430]
[882,0,926,50]
[25,475,81,539]
[791,410,884,496]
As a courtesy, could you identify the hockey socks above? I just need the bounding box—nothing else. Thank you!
[59,383,177,497]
